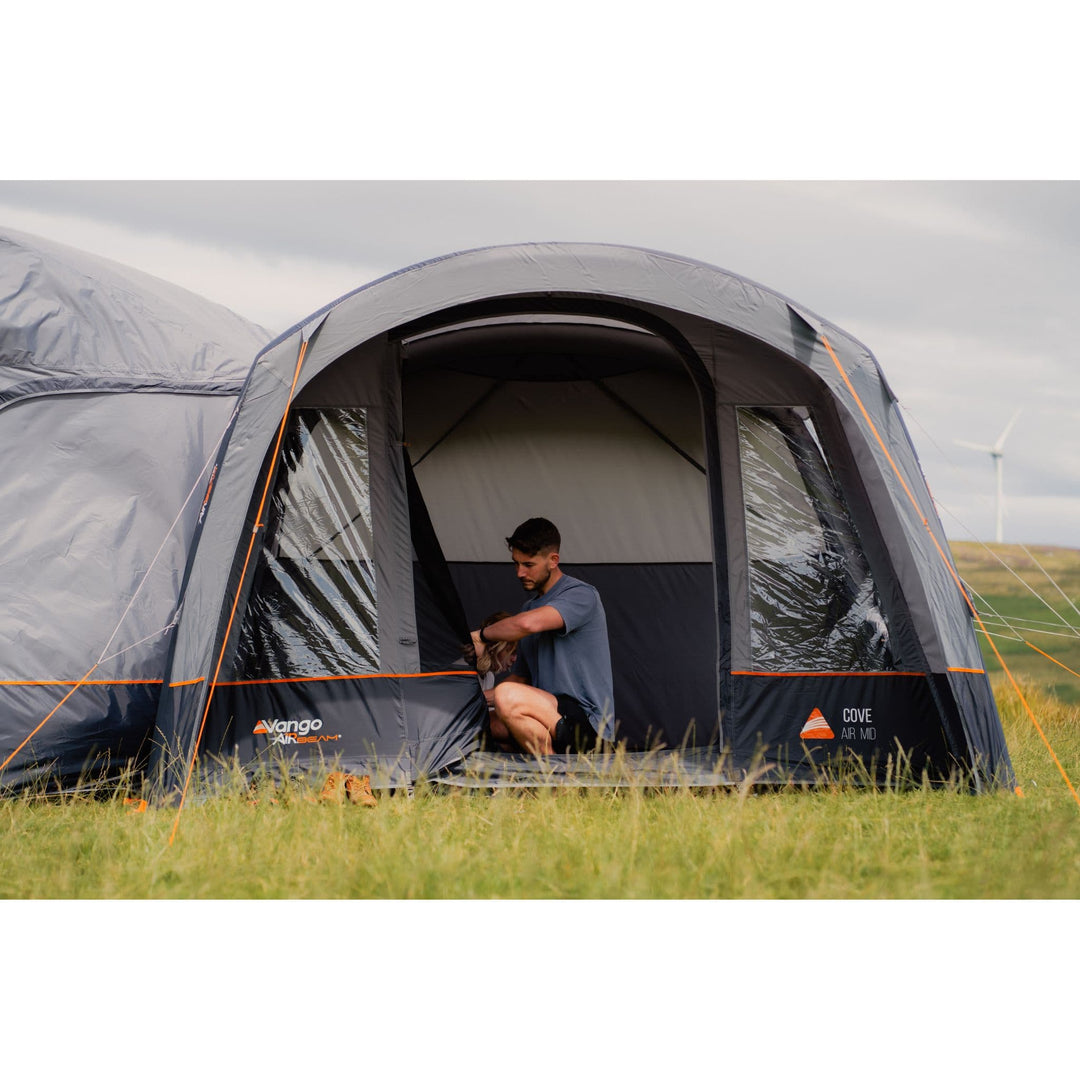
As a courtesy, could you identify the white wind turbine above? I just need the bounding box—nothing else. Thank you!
[955,409,1022,544]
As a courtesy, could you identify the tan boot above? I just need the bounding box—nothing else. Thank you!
[319,771,347,802]
[345,773,377,808]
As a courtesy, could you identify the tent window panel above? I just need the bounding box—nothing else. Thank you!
[738,407,893,672]
[232,408,378,680]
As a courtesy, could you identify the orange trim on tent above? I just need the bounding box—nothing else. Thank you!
[0,677,163,775]
[214,671,477,687]
[821,332,1079,807]
[0,679,163,687]
[168,677,206,689]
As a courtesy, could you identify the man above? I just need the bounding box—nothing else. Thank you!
[470,517,615,755]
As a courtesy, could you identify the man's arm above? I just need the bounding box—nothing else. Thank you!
[470,606,564,662]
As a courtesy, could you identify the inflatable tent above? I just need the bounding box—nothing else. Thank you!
[146,242,1014,796]
[0,228,270,791]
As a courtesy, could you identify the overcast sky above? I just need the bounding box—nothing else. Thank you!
[4,179,1077,548]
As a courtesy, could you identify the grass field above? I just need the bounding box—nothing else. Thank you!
[3,678,1079,901]
[3,543,1079,903]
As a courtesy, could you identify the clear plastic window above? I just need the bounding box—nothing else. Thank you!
[738,407,893,672]
[232,409,379,679]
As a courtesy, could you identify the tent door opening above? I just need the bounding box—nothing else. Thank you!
[401,311,719,751]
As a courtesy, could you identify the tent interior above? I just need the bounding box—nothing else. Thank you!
[400,310,719,752]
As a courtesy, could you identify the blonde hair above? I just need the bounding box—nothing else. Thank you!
[475,610,516,676]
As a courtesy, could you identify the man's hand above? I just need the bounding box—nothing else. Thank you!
[462,630,486,669]
[467,629,487,667]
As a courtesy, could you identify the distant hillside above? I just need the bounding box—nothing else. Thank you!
[950,542,1080,703]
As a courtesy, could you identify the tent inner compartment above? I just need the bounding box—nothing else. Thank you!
[402,314,718,751]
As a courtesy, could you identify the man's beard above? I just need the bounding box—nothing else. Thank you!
[521,566,551,592]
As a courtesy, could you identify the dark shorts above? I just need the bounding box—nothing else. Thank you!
[553,694,598,754]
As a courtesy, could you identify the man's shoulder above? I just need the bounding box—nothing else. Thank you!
[551,572,595,595]
[544,573,598,604]
[546,574,603,625]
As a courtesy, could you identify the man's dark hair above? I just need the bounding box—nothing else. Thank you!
[506,517,561,556]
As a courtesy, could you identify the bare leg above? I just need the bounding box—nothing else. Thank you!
[487,714,519,752]
[491,682,561,756]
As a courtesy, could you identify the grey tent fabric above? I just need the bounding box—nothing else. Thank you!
[0,232,1014,796]
[0,229,269,790]
[148,242,1013,796]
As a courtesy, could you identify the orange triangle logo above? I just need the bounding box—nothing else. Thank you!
[800,707,835,740]
[253,719,271,735]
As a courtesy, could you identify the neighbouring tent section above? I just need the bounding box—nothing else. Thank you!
[150,242,1014,795]
[0,228,269,791]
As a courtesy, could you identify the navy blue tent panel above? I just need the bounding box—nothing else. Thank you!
[204,673,485,784]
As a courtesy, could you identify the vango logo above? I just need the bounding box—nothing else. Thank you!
[255,717,323,736]
[253,717,341,746]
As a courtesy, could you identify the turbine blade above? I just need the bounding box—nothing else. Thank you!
[954,439,995,453]
[993,409,1022,453]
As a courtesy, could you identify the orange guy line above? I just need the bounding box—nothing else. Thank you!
[821,332,1079,807]
[0,662,102,774]
[1025,641,1080,682]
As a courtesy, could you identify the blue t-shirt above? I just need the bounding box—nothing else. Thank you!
[511,573,615,739]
